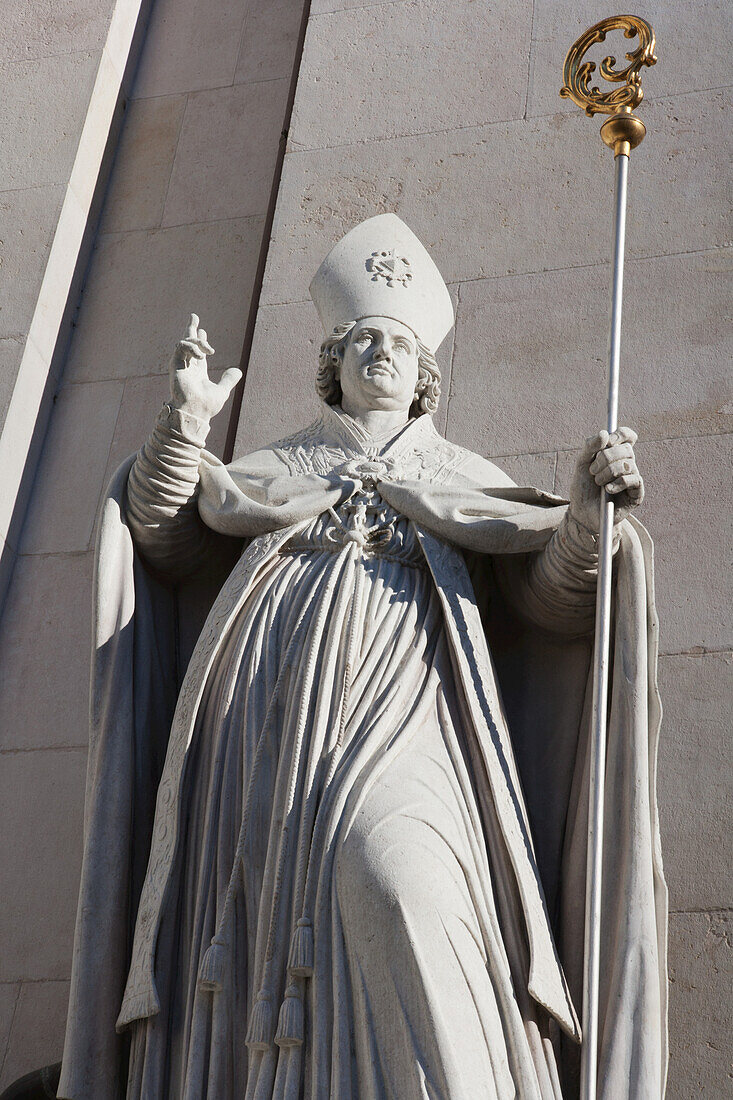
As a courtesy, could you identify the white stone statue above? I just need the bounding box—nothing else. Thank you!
[59,215,667,1100]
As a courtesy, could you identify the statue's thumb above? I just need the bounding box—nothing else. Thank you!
[220,367,243,395]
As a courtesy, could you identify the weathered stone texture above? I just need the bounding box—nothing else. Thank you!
[64,217,264,385]
[657,653,733,912]
[0,553,93,750]
[290,0,530,148]
[0,750,86,982]
[667,910,733,1098]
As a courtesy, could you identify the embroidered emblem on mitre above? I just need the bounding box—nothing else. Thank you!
[309,213,454,353]
[366,249,413,288]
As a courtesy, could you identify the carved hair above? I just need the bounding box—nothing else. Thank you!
[316,321,441,418]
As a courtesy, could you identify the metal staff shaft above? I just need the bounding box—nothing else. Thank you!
[560,18,657,1096]
[579,148,629,1100]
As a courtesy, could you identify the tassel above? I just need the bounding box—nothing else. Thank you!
[198,935,227,992]
[287,917,314,977]
[245,990,274,1050]
[275,985,304,1047]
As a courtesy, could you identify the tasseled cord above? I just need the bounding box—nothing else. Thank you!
[287,917,314,976]
[246,989,275,1050]
[198,933,227,992]
[275,983,305,1048]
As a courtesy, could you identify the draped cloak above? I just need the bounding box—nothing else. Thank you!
[59,405,667,1099]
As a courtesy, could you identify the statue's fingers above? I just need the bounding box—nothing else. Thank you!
[197,328,215,356]
[185,313,199,339]
[607,472,642,495]
[217,367,242,396]
[609,426,638,447]
[594,458,638,487]
[589,441,634,474]
[176,338,205,362]
[580,430,609,462]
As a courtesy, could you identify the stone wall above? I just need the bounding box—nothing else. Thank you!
[0,0,730,1093]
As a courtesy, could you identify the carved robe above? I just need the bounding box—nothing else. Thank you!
[59,402,666,1100]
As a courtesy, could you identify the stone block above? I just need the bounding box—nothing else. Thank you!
[289,0,529,149]
[0,749,86,981]
[0,981,69,1092]
[0,186,64,339]
[0,552,93,751]
[235,0,304,84]
[657,652,733,912]
[162,79,290,227]
[263,89,729,306]
[667,910,733,1098]
[19,380,123,556]
[234,289,457,455]
[132,0,248,98]
[311,0,400,11]
[448,249,733,457]
[527,0,732,118]
[99,94,187,234]
[0,52,99,191]
[64,217,263,384]
[1,0,112,63]
[484,451,558,492]
[556,434,733,654]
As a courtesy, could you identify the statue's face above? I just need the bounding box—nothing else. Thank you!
[337,316,419,413]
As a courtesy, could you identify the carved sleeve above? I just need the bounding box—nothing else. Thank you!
[496,510,620,637]
[126,403,223,578]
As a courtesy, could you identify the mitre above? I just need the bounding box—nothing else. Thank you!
[309,213,454,353]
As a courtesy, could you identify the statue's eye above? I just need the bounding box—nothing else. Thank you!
[355,333,372,345]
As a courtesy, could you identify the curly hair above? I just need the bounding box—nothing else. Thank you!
[315,320,441,418]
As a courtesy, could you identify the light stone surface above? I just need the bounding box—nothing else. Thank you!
[161,78,290,226]
[2,0,112,62]
[132,0,250,99]
[0,981,70,1092]
[20,381,124,556]
[261,89,730,306]
[64,217,264,384]
[0,553,93,751]
[235,0,305,84]
[100,94,187,234]
[556,434,733,655]
[667,911,733,1098]
[0,186,65,338]
[0,750,85,981]
[449,249,733,457]
[657,652,733,911]
[0,52,99,191]
[289,0,529,149]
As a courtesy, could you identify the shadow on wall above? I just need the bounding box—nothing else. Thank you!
[0,1063,60,1100]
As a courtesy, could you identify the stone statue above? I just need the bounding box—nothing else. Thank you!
[59,215,667,1099]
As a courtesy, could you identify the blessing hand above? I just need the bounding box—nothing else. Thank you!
[169,313,242,421]
[569,427,644,531]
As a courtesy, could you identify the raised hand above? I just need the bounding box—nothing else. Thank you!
[169,313,242,422]
[569,427,644,531]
